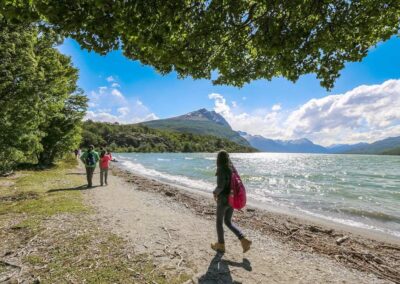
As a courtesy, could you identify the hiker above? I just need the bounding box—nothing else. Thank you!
[80,145,99,188]
[106,150,113,160]
[74,149,79,159]
[99,150,112,186]
[211,150,252,253]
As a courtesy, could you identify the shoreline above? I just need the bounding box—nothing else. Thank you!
[114,160,400,244]
[111,164,400,283]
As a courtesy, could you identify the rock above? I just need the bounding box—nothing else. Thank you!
[165,191,175,197]
[247,208,256,212]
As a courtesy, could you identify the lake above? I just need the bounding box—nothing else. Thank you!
[114,152,400,238]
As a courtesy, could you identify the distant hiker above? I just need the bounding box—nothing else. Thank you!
[106,150,112,160]
[99,150,112,186]
[80,145,99,188]
[74,149,79,159]
[211,150,252,253]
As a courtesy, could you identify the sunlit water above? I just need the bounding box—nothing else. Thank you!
[114,152,400,238]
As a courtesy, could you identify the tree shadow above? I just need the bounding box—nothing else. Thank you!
[66,172,98,175]
[47,185,99,193]
[198,252,252,284]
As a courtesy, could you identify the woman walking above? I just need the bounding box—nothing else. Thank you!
[211,150,252,253]
[99,150,112,186]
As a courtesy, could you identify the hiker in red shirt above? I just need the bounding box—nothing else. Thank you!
[99,150,112,186]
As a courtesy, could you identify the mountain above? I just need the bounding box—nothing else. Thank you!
[176,108,231,127]
[240,132,328,153]
[241,131,400,155]
[141,108,250,146]
[343,136,400,154]
[327,143,369,154]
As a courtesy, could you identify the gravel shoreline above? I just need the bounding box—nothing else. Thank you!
[111,165,400,283]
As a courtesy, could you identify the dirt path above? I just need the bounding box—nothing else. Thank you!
[84,166,389,284]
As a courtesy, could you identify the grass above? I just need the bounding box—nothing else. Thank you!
[0,156,86,217]
[0,155,190,283]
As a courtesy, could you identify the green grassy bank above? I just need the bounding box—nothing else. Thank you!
[0,156,189,283]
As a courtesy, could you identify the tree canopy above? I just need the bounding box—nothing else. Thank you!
[0,19,87,173]
[1,1,399,89]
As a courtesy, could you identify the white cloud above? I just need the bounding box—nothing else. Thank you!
[272,104,281,112]
[285,79,400,145]
[85,111,119,123]
[111,82,120,88]
[117,107,130,116]
[208,93,230,116]
[106,76,115,82]
[208,79,400,145]
[111,89,124,99]
[208,93,287,139]
[85,83,158,124]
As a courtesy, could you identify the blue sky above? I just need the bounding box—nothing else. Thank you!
[59,37,400,145]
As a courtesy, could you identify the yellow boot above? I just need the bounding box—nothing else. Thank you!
[240,237,252,253]
[211,242,225,253]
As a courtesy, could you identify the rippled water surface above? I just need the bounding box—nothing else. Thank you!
[114,152,400,237]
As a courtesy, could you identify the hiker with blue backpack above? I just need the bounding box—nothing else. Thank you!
[211,150,252,253]
[80,145,100,188]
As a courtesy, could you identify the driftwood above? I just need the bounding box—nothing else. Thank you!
[162,226,172,240]
[308,225,333,235]
[336,236,349,245]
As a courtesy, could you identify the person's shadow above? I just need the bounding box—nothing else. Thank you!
[198,252,252,284]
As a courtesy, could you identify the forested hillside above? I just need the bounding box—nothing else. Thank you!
[381,147,400,155]
[81,121,256,153]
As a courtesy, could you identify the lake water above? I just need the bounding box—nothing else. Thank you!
[114,152,400,238]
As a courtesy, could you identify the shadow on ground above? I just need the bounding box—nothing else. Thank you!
[198,252,252,284]
[66,172,98,175]
[47,185,99,193]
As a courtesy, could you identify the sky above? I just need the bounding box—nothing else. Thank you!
[59,36,400,146]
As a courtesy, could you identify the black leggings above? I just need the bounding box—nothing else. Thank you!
[216,197,244,243]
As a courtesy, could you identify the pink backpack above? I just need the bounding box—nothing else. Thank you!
[228,167,247,210]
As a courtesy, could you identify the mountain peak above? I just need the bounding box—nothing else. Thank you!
[178,108,231,128]
[290,138,313,145]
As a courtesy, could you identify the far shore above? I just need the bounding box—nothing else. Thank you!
[111,164,400,283]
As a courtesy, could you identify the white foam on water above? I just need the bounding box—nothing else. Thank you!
[120,160,214,192]
[296,207,400,238]
[115,153,400,239]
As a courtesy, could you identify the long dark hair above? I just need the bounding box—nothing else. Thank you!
[100,150,106,158]
[216,150,232,175]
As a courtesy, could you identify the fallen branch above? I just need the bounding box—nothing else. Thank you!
[162,226,172,240]
[177,252,184,267]
[336,236,349,245]
[0,260,21,270]
[378,244,400,251]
